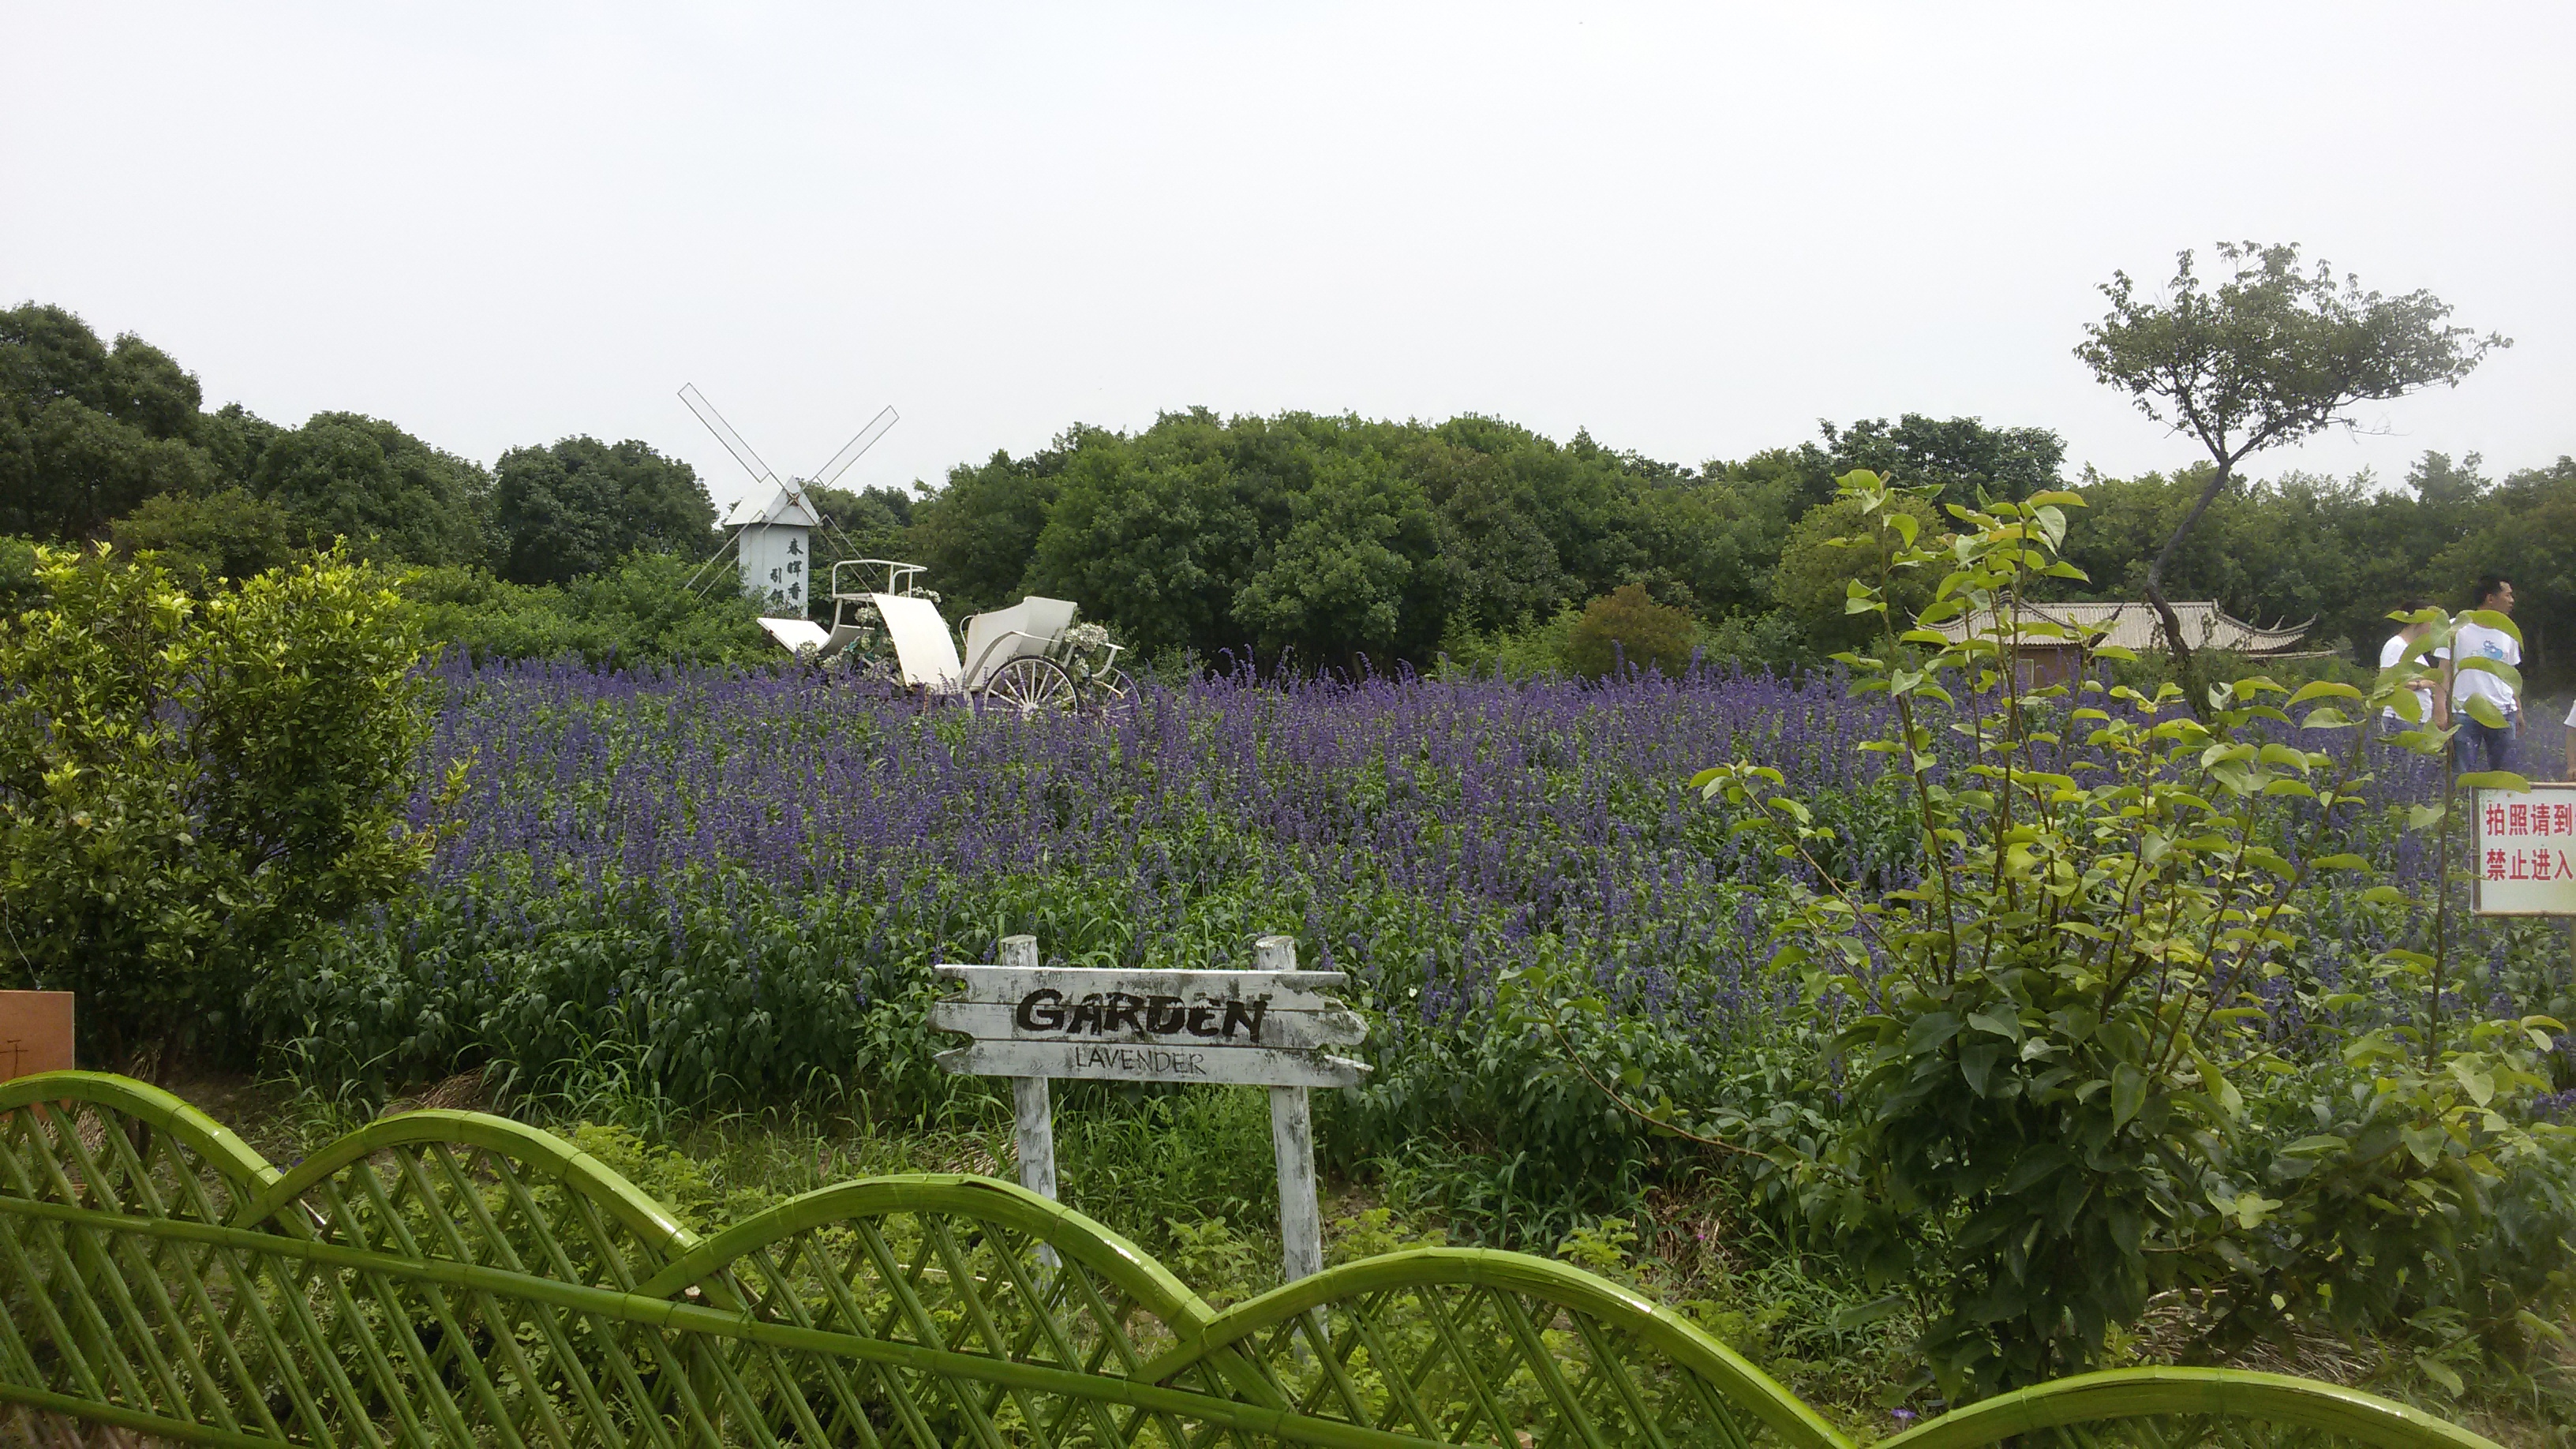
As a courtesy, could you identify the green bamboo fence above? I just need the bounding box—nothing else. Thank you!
[0,1073,2507,1449]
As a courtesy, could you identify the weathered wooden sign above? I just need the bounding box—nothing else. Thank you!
[930,966,1369,1086]
[0,991,74,1084]
[932,935,1368,1283]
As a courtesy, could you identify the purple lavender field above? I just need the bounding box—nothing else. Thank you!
[251,657,2562,1133]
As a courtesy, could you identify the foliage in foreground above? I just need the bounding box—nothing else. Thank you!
[1683,473,2567,1398]
[0,546,451,1061]
[213,634,2576,1415]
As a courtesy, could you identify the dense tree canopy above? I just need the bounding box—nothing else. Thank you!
[492,436,716,586]
[922,408,1788,665]
[5,296,2568,687]
[253,412,492,567]
[1,304,219,539]
[1810,414,2066,511]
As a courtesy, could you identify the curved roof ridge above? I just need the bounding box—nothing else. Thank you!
[1936,599,2309,653]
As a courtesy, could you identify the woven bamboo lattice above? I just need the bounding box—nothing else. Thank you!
[0,1073,2509,1449]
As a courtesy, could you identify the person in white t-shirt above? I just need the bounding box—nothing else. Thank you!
[2377,598,2447,728]
[2451,575,2519,773]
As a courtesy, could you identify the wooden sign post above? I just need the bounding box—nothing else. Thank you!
[932,934,1367,1284]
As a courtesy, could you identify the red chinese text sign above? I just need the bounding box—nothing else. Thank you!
[2473,784,2576,915]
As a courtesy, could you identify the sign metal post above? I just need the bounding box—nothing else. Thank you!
[932,934,1367,1285]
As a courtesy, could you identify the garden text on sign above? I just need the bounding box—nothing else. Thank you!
[2473,784,2576,915]
[930,964,1370,1086]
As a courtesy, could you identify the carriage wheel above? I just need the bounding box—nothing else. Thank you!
[981,656,1078,715]
[1089,668,1137,714]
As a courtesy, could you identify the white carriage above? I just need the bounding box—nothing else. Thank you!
[758,559,1132,714]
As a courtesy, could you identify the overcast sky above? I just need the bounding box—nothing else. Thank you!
[5,4,2569,515]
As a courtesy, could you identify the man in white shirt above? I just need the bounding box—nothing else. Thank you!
[2378,598,2447,728]
[2451,575,2519,773]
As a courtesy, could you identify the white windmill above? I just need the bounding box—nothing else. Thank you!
[680,384,898,627]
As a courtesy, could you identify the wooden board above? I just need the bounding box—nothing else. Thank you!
[935,966,1350,1013]
[0,992,73,1082]
[935,1039,1368,1088]
[928,999,1366,1051]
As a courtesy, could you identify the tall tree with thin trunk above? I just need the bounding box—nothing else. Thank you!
[2075,242,2507,702]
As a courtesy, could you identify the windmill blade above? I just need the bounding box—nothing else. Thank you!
[684,526,743,596]
[679,384,780,488]
[807,406,900,490]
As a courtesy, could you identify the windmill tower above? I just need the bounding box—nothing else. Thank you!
[725,484,823,613]
[680,384,898,616]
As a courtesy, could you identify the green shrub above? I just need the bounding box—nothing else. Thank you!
[1696,608,1815,676]
[2105,645,2374,697]
[1770,493,1947,652]
[0,536,39,611]
[1437,604,1582,679]
[1566,584,1697,680]
[108,486,298,588]
[0,545,447,1062]
[1690,471,2567,1398]
[403,552,771,668]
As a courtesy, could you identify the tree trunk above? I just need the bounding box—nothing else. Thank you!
[2144,460,2233,714]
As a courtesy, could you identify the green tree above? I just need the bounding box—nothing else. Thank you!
[2075,242,2506,689]
[402,554,770,668]
[910,436,1082,616]
[492,436,717,586]
[0,303,116,414]
[1564,583,1696,679]
[1410,417,1649,632]
[0,547,449,1063]
[968,406,1683,665]
[1770,493,1945,651]
[0,536,38,612]
[254,411,492,567]
[0,303,203,440]
[0,304,226,540]
[1417,449,1575,628]
[1233,455,1447,667]
[2436,456,2576,687]
[1027,421,1264,660]
[561,552,770,666]
[1810,414,2065,510]
[110,487,298,589]
[197,401,282,489]
[0,398,213,539]
[2060,451,2506,672]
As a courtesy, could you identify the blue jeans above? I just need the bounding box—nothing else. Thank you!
[2454,715,2517,774]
